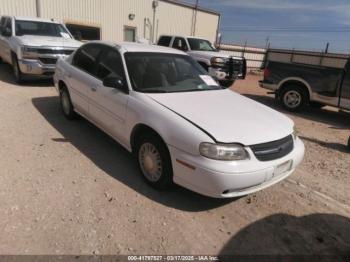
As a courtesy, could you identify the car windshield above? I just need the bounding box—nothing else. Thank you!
[188,38,217,52]
[125,52,222,93]
[15,20,71,38]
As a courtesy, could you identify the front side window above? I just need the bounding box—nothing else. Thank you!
[96,48,125,81]
[125,52,221,93]
[72,45,103,75]
[15,20,71,38]
[188,38,217,52]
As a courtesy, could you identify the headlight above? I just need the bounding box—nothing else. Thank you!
[20,46,38,59]
[199,142,249,161]
[210,57,226,67]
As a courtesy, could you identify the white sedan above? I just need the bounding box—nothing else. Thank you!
[54,41,305,198]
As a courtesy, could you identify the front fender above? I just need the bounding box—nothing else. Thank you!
[125,92,214,155]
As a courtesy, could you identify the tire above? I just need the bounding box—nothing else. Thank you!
[280,85,308,112]
[348,137,350,150]
[219,80,234,88]
[310,101,325,109]
[60,87,77,120]
[135,133,173,190]
[12,54,24,84]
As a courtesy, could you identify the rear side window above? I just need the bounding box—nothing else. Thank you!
[158,36,172,47]
[96,48,125,80]
[72,44,102,75]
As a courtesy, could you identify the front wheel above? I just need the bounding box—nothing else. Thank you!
[280,85,308,112]
[136,133,173,190]
[12,54,24,83]
[219,80,234,88]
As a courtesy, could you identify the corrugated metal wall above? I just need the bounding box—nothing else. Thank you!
[0,0,37,17]
[0,0,219,44]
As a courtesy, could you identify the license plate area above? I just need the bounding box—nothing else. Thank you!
[274,160,293,177]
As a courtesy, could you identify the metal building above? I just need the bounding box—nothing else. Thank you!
[0,0,220,43]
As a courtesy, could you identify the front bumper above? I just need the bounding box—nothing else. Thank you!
[169,137,305,198]
[18,57,67,76]
[208,67,234,81]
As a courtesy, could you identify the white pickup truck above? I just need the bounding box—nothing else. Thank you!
[158,35,246,87]
[0,16,81,83]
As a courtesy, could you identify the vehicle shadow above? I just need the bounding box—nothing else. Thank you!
[219,213,350,259]
[0,63,53,87]
[31,96,236,212]
[299,136,349,153]
[244,94,350,130]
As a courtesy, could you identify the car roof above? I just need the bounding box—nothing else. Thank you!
[159,35,210,41]
[13,16,60,24]
[85,41,188,55]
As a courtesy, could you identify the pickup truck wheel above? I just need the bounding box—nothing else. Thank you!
[60,88,77,120]
[280,86,308,112]
[220,80,234,88]
[12,54,24,84]
[136,133,173,190]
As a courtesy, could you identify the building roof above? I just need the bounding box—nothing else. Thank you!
[160,0,220,16]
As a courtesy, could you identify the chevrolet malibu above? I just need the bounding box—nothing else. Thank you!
[54,41,305,198]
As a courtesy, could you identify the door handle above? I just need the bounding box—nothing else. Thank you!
[91,86,97,92]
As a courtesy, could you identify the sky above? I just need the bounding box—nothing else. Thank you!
[182,0,350,53]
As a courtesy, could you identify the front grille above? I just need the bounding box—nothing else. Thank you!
[37,49,74,55]
[250,135,294,161]
[225,58,243,76]
[39,57,58,65]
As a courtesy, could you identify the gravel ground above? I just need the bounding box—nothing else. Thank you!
[0,63,349,256]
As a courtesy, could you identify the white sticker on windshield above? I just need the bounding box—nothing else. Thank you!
[60,32,71,39]
[200,75,219,86]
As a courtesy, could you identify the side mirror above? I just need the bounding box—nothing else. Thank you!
[103,76,128,93]
[1,27,12,37]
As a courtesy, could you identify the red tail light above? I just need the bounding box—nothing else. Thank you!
[264,68,270,79]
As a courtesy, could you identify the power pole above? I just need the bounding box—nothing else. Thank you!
[192,0,199,36]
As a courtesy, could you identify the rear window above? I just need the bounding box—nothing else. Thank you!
[158,36,172,47]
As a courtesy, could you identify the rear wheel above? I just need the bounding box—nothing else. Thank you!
[136,133,173,190]
[12,54,24,84]
[60,87,77,120]
[280,85,308,112]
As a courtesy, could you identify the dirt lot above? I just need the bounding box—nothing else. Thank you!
[0,62,349,257]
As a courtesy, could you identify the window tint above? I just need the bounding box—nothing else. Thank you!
[158,36,172,47]
[96,48,125,80]
[73,44,102,75]
[5,18,12,30]
[172,37,188,51]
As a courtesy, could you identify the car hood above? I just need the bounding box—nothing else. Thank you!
[14,35,82,48]
[187,50,242,61]
[146,89,294,145]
